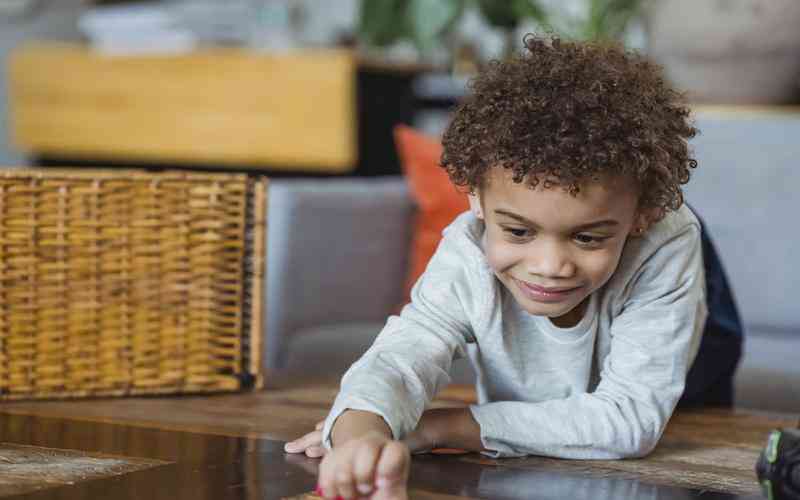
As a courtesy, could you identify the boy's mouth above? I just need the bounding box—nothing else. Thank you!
[512,278,582,303]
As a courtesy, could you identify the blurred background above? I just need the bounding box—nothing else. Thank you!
[1,0,798,412]
[4,0,799,168]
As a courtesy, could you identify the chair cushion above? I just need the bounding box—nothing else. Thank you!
[393,125,469,304]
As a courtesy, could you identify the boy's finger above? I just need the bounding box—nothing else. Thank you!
[305,445,326,458]
[372,441,411,499]
[351,442,381,497]
[284,430,323,453]
[317,451,339,499]
[315,420,325,431]
[332,450,358,500]
[372,448,410,500]
[375,441,410,484]
[370,475,409,500]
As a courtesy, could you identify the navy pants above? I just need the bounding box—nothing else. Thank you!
[678,211,744,408]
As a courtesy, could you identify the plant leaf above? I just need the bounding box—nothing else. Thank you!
[407,0,464,52]
[511,0,549,27]
[477,0,549,30]
[584,0,647,40]
[357,0,409,47]
[476,0,519,29]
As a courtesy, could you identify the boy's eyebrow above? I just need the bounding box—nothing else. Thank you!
[493,209,620,231]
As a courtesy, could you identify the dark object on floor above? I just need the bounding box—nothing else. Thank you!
[756,428,800,500]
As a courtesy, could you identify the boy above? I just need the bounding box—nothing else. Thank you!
[287,35,730,500]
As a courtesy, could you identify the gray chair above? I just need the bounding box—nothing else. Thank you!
[683,111,800,412]
[264,178,415,372]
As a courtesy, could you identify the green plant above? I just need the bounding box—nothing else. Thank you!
[356,0,648,57]
[358,0,546,54]
[357,0,462,53]
[568,0,649,41]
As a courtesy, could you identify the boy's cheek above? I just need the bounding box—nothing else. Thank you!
[483,241,518,274]
[586,250,626,289]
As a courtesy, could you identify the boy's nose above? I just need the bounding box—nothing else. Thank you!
[527,241,575,279]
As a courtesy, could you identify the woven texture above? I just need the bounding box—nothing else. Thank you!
[0,169,265,400]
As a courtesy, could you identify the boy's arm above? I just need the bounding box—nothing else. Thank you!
[407,407,485,452]
[466,223,706,459]
[321,221,485,450]
[330,410,393,446]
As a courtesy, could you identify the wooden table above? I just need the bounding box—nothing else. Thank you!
[1,375,796,499]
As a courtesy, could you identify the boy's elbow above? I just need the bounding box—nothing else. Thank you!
[621,435,659,458]
[602,389,675,459]
[599,433,657,459]
[615,419,661,458]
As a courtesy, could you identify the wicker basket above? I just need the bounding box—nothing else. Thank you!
[0,169,266,400]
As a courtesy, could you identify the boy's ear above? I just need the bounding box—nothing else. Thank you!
[632,207,665,236]
[468,193,484,220]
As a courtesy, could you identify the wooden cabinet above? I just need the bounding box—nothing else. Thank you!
[7,43,357,173]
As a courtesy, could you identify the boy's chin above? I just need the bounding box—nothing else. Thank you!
[514,294,583,318]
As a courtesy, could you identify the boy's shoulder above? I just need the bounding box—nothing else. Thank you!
[606,204,703,297]
[640,204,702,250]
[412,211,494,325]
[431,210,493,279]
[441,210,486,257]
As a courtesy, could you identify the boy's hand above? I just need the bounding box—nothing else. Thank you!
[407,408,483,455]
[317,431,410,500]
[284,421,327,458]
[283,410,453,460]
[402,413,439,455]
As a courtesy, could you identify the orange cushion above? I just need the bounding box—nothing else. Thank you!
[394,125,470,303]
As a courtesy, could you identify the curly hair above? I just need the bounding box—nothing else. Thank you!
[441,34,698,219]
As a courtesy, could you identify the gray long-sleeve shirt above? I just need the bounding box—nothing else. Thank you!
[322,205,706,459]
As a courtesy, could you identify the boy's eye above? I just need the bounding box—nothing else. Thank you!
[503,227,530,239]
[574,233,607,246]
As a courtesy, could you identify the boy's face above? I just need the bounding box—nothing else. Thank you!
[470,168,640,328]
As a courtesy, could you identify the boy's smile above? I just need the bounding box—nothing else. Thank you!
[470,168,641,328]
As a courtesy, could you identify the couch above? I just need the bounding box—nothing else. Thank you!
[264,110,800,413]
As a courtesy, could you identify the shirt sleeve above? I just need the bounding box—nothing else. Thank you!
[469,222,707,459]
[320,226,482,449]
